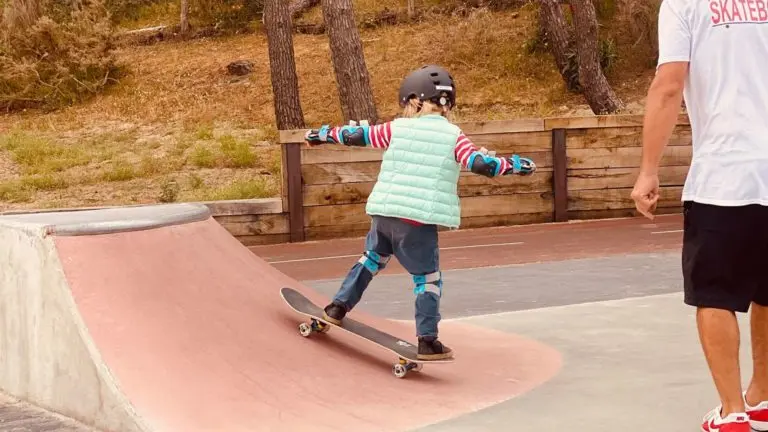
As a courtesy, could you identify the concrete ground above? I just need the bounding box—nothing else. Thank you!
[274,218,758,432]
[5,214,757,431]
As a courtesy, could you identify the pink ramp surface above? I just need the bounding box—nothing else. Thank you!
[54,218,562,432]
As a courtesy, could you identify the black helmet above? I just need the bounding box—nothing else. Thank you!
[398,65,456,109]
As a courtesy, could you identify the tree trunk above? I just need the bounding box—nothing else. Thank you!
[289,0,320,18]
[264,0,305,130]
[569,0,623,114]
[407,0,415,19]
[538,0,579,92]
[179,0,189,35]
[321,0,378,123]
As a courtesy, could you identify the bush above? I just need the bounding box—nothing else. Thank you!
[0,0,121,111]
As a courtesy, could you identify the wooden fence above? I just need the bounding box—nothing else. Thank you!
[278,114,692,242]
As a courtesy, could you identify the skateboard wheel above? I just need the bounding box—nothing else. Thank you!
[392,363,408,379]
[298,322,312,337]
[412,363,423,372]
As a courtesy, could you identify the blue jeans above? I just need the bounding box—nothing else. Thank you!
[331,216,442,338]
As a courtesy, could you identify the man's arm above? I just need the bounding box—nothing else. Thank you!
[639,62,688,175]
[632,0,691,218]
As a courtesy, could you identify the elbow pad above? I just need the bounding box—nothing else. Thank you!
[339,125,369,147]
[468,152,502,178]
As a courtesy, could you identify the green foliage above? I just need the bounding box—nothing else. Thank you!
[193,178,275,201]
[0,131,90,174]
[0,0,121,111]
[158,177,179,202]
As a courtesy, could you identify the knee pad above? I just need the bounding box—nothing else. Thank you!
[413,271,442,297]
[358,250,390,276]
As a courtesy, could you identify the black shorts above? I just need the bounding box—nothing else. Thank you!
[683,201,768,312]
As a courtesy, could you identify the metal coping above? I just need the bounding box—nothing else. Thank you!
[0,203,211,236]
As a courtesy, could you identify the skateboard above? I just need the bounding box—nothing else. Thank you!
[279,287,453,379]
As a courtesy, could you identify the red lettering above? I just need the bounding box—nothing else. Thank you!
[757,0,767,20]
[711,0,723,23]
[747,0,758,20]
[732,0,743,20]
[720,0,733,21]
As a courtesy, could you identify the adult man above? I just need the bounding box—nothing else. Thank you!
[631,0,768,430]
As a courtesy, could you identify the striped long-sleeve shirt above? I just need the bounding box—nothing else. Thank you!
[326,122,512,174]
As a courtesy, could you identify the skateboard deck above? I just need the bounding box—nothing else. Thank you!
[280,287,453,378]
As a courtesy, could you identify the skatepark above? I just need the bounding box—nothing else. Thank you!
[0,201,737,431]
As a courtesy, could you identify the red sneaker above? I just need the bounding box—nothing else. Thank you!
[746,395,768,431]
[701,407,750,432]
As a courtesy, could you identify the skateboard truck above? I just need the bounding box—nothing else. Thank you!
[298,318,424,378]
[298,318,330,337]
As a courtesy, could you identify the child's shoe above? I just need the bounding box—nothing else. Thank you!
[701,406,749,432]
[322,302,346,325]
[417,336,453,360]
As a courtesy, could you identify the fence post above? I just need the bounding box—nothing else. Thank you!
[282,142,305,242]
[552,128,568,222]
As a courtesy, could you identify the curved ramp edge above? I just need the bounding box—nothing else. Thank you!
[0,223,149,432]
[52,215,563,431]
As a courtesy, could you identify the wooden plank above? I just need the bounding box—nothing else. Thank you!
[567,186,683,211]
[304,213,553,241]
[304,193,553,227]
[544,113,689,130]
[217,214,289,236]
[552,128,568,223]
[302,171,554,206]
[454,212,552,230]
[236,233,292,246]
[279,114,692,144]
[302,146,384,165]
[458,118,546,135]
[278,119,548,144]
[567,146,692,170]
[544,115,644,130]
[302,161,381,184]
[303,183,374,207]
[283,142,305,242]
[468,130,552,153]
[300,135,553,166]
[566,125,692,149]
[205,198,283,216]
[302,151,554,185]
[568,166,689,191]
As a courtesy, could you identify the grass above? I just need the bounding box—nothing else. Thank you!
[187,177,277,201]
[0,1,659,211]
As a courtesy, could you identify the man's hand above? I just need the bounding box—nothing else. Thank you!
[632,61,687,220]
[631,171,660,219]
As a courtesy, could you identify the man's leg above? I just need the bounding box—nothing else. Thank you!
[744,204,768,430]
[746,304,768,405]
[696,307,744,415]
[683,202,755,430]
[323,217,393,324]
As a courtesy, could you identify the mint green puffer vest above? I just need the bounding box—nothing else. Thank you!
[365,114,462,228]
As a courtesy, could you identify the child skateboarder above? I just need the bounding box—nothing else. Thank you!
[303,65,537,360]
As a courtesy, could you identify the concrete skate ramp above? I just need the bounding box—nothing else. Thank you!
[0,204,562,431]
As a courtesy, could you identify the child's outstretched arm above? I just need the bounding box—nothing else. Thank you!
[455,132,537,177]
[304,122,392,149]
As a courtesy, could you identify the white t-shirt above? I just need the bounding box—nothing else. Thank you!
[658,0,768,206]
